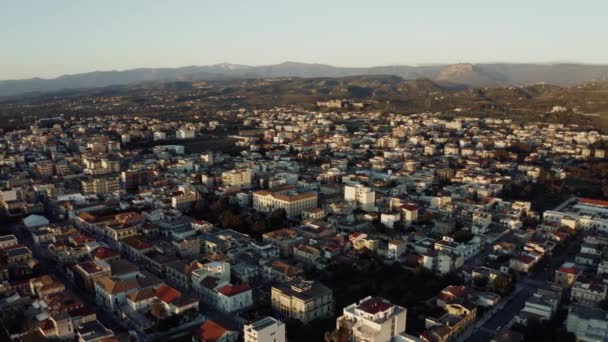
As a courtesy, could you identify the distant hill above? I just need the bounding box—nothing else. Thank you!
[2,61,608,97]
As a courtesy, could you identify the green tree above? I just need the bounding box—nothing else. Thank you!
[269,208,287,229]
[492,274,511,295]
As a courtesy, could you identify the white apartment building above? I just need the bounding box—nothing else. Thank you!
[543,198,608,232]
[567,303,608,342]
[337,296,407,342]
[176,128,196,139]
[344,184,376,212]
[222,168,252,191]
[244,316,286,342]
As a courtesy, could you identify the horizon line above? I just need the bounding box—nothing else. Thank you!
[3,60,608,82]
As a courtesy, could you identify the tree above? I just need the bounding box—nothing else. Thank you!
[472,276,488,289]
[220,211,245,230]
[453,230,473,243]
[269,208,287,229]
[325,319,350,342]
[492,275,511,295]
[599,299,608,311]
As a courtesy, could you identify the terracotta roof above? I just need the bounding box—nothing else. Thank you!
[121,236,152,250]
[198,320,230,342]
[155,284,181,304]
[253,187,316,202]
[115,212,144,225]
[579,198,608,207]
[127,287,156,303]
[400,204,419,211]
[520,255,536,264]
[38,319,55,333]
[358,297,392,314]
[271,261,303,276]
[558,267,578,275]
[96,276,140,295]
[94,247,119,260]
[217,283,250,297]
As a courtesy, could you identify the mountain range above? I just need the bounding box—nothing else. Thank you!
[2,62,608,97]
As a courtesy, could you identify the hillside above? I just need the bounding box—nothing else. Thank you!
[2,62,608,97]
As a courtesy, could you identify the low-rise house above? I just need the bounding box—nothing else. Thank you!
[387,240,407,260]
[263,229,305,257]
[94,270,163,312]
[72,260,112,293]
[293,244,322,265]
[554,262,581,288]
[244,316,286,342]
[263,260,304,283]
[424,303,477,342]
[215,283,253,313]
[572,278,608,307]
[195,320,239,342]
[567,303,608,342]
[119,236,154,262]
[422,251,464,275]
[165,259,203,290]
[517,287,561,325]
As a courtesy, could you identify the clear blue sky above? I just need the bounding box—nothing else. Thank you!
[2,0,607,80]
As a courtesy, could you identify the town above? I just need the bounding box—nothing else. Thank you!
[0,104,607,342]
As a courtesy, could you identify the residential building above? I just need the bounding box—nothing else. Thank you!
[336,296,407,342]
[244,316,286,342]
[344,184,376,212]
[271,279,334,324]
[253,186,317,218]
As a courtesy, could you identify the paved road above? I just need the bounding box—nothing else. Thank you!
[465,234,581,341]
[466,285,535,342]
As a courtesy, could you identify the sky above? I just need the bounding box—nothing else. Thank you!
[1,0,607,80]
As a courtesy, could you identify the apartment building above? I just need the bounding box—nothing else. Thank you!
[336,296,407,342]
[171,190,199,211]
[81,176,120,194]
[222,168,252,191]
[244,316,286,342]
[344,184,376,212]
[271,279,334,324]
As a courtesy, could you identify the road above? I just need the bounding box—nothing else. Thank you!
[465,234,581,341]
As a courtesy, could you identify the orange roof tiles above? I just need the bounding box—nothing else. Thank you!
[155,284,181,304]
[217,283,250,297]
[198,320,229,342]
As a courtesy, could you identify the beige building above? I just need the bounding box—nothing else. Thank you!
[344,184,375,212]
[81,176,120,194]
[171,191,199,211]
[271,279,334,324]
[253,185,317,218]
[336,296,407,342]
[222,168,252,191]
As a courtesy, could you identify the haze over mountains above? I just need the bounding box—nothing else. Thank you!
[2,62,608,97]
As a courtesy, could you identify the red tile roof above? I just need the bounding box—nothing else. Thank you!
[520,255,536,264]
[217,283,250,297]
[558,267,578,275]
[94,247,119,260]
[198,320,229,342]
[155,284,182,304]
[358,297,392,314]
[400,204,419,211]
[579,198,608,208]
